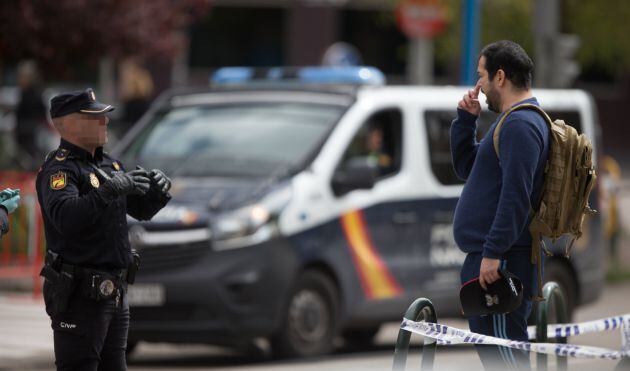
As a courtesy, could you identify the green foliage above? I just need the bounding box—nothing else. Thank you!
[433,0,534,75]
[565,0,630,78]
[480,0,534,54]
[432,0,630,80]
[606,268,630,283]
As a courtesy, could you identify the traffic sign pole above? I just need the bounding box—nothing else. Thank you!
[461,0,480,86]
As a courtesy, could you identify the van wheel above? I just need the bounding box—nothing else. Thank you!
[271,271,339,358]
[543,259,577,321]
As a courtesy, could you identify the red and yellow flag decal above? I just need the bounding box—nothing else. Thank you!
[50,172,67,190]
[341,210,403,300]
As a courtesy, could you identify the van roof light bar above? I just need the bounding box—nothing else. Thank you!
[210,66,385,86]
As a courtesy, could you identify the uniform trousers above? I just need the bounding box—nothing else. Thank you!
[44,281,129,371]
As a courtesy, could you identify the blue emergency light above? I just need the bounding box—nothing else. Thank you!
[210,66,386,86]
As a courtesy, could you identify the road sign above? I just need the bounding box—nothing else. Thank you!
[395,0,447,39]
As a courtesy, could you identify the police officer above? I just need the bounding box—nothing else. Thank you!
[0,188,20,238]
[36,88,171,370]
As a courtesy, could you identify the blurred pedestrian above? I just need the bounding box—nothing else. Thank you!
[118,59,154,134]
[15,60,47,168]
[36,88,171,370]
[0,188,20,238]
[365,124,392,175]
[451,40,548,371]
[601,155,623,271]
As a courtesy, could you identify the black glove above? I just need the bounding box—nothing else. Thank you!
[100,170,151,200]
[150,169,171,194]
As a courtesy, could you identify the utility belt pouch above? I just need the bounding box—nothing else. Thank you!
[85,270,119,301]
[40,264,59,284]
[40,264,75,315]
[126,249,141,285]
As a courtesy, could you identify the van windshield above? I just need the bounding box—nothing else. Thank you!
[122,103,345,177]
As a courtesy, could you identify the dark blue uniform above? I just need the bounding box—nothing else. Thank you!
[36,139,170,370]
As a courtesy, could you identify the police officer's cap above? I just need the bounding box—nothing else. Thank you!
[50,88,114,118]
[459,269,524,316]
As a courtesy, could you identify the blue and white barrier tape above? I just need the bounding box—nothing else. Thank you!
[401,314,630,360]
[526,313,630,340]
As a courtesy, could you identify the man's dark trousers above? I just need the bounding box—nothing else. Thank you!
[460,249,537,371]
[45,282,130,371]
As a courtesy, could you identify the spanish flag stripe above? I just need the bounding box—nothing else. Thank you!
[341,210,403,300]
[355,211,403,297]
[341,213,372,298]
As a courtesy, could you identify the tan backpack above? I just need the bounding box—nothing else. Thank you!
[493,104,597,300]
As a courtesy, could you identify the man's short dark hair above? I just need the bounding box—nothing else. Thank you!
[480,40,533,90]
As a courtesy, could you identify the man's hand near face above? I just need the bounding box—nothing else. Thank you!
[458,84,482,117]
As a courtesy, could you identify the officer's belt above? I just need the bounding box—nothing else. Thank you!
[58,262,131,284]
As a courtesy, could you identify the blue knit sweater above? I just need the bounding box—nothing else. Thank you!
[450,97,549,259]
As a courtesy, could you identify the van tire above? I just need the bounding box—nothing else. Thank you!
[271,271,339,358]
[543,259,577,321]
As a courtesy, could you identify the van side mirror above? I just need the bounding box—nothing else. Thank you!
[331,158,377,196]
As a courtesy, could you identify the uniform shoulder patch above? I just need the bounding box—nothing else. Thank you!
[50,171,67,190]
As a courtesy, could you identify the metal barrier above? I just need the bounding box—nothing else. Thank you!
[398,285,630,369]
[392,298,437,371]
[536,281,569,371]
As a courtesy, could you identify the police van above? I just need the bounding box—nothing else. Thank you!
[115,67,604,357]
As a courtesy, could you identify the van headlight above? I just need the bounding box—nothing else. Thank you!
[211,184,292,250]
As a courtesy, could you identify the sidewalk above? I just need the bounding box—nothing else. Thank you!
[0,293,53,370]
[2,284,629,371]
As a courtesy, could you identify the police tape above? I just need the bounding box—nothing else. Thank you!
[526,313,630,340]
[400,315,630,360]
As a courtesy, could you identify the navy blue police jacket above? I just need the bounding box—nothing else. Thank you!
[36,139,170,270]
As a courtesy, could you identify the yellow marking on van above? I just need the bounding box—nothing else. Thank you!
[341,210,402,300]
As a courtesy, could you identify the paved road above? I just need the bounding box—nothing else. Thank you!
[2,282,629,371]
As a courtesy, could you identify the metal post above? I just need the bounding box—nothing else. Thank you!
[408,37,434,85]
[533,0,559,87]
[536,281,569,371]
[392,298,438,371]
[460,0,480,86]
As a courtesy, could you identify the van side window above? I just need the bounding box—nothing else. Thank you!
[339,109,403,179]
[424,109,582,186]
[424,110,496,185]
[546,111,582,133]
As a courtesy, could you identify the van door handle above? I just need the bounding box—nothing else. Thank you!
[393,211,417,224]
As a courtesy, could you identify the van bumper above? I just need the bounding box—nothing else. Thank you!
[128,236,298,346]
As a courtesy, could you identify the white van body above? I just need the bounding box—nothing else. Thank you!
[120,79,603,357]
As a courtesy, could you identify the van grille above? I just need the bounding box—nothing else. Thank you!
[130,305,197,321]
[136,240,210,273]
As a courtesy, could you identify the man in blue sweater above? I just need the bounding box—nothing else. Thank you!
[451,40,549,370]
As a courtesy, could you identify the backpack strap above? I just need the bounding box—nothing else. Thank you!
[492,103,553,158]
[529,218,554,301]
